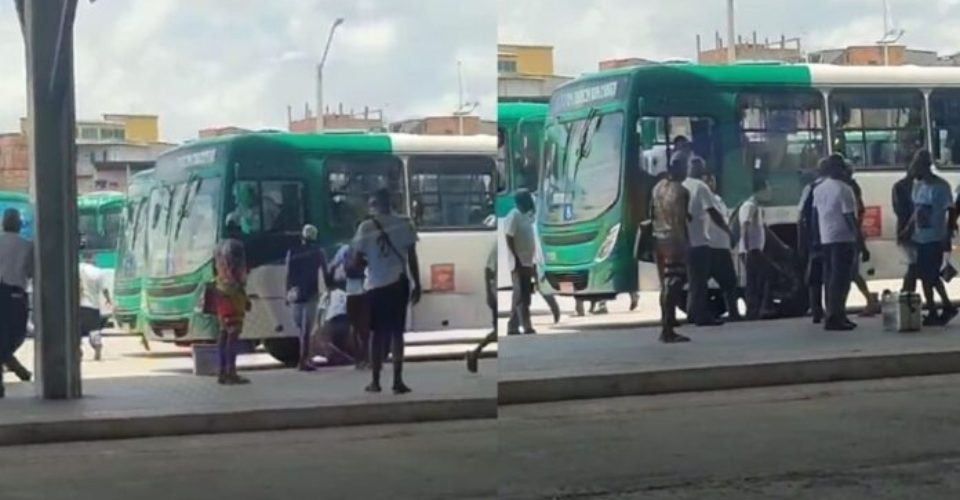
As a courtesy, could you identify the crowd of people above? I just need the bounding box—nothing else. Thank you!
[649,142,960,342]
[0,187,424,397]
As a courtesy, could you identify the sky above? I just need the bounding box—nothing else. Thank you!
[499,0,960,77]
[0,0,495,142]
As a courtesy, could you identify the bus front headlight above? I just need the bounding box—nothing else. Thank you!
[595,223,621,263]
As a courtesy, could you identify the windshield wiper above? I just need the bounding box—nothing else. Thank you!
[174,178,200,238]
[570,108,601,193]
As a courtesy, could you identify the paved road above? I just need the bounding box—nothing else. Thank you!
[0,420,496,500]
[498,374,960,499]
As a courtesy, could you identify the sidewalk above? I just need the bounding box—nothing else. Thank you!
[498,315,960,404]
[0,360,496,446]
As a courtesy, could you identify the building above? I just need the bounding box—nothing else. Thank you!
[808,45,945,66]
[696,33,805,64]
[498,43,573,99]
[598,58,658,71]
[3,113,174,194]
[288,103,385,133]
[198,126,252,139]
[390,116,496,136]
[0,133,29,191]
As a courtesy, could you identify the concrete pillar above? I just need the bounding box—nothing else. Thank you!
[20,0,83,399]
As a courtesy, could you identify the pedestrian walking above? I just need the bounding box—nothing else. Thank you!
[651,154,692,343]
[505,189,537,335]
[0,208,33,397]
[683,158,730,326]
[467,244,497,373]
[908,150,958,325]
[843,163,880,316]
[813,155,863,331]
[704,169,742,321]
[213,215,251,385]
[893,159,918,292]
[798,159,827,323]
[353,188,421,394]
[531,196,561,324]
[79,241,112,361]
[331,241,371,370]
[739,178,774,320]
[285,224,332,372]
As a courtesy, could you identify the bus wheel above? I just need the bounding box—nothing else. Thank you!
[264,338,300,367]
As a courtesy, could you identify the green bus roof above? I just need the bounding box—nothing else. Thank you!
[559,63,814,93]
[171,132,395,156]
[78,191,126,211]
[0,191,30,203]
[498,102,549,127]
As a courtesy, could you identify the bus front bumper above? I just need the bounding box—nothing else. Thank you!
[540,258,632,298]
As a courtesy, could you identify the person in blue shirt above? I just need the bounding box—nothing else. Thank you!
[285,224,332,371]
[909,150,958,326]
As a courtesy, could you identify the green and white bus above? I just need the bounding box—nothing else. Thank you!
[144,132,495,364]
[113,169,155,335]
[0,191,33,240]
[497,101,548,288]
[538,63,960,314]
[78,191,125,270]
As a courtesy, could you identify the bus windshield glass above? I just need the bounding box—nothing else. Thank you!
[409,155,495,230]
[541,111,624,224]
[325,155,405,242]
[171,177,222,275]
[514,120,543,193]
[147,186,175,277]
[116,198,150,280]
[79,208,122,250]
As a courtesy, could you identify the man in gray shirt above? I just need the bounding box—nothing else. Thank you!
[0,208,34,396]
[505,189,537,335]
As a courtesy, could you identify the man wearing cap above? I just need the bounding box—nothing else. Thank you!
[285,224,332,371]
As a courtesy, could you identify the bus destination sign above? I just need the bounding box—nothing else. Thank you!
[551,76,628,114]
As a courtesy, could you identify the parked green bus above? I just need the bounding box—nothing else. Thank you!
[0,191,33,240]
[113,170,155,337]
[78,191,125,269]
[144,132,496,364]
[538,63,960,316]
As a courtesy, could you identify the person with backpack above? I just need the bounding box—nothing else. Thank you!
[332,240,371,370]
[798,159,827,323]
[353,188,421,394]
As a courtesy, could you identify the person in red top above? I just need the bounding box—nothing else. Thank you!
[214,215,250,385]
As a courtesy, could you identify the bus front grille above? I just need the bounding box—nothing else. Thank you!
[545,271,589,291]
[541,231,599,246]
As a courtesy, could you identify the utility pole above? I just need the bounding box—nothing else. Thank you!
[16,0,83,399]
[457,60,464,135]
[726,0,736,63]
[883,0,889,65]
[316,18,344,132]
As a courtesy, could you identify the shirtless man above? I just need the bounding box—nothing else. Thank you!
[651,154,693,343]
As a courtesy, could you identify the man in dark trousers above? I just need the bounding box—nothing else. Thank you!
[652,154,692,343]
[892,158,917,292]
[683,157,730,325]
[812,155,863,331]
[798,159,827,323]
[467,244,497,373]
[505,189,537,335]
[0,208,33,396]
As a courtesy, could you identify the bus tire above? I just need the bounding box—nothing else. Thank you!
[264,338,300,367]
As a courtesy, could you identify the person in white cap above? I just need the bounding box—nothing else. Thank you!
[285,224,331,371]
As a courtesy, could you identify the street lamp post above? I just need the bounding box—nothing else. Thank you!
[316,17,344,132]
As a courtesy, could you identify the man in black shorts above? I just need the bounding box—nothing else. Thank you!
[652,154,692,343]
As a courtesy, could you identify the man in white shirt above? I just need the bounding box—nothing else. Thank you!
[705,170,742,321]
[0,208,34,394]
[79,244,113,361]
[505,189,537,335]
[683,158,730,326]
[812,155,862,331]
[738,178,772,320]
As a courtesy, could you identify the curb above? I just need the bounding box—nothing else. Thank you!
[498,350,960,405]
[0,397,497,447]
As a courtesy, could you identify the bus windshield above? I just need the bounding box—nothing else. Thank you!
[541,111,624,224]
[170,177,222,276]
[79,208,122,250]
[409,155,495,231]
[147,186,175,278]
[325,155,405,242]
[116,198,150,280]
